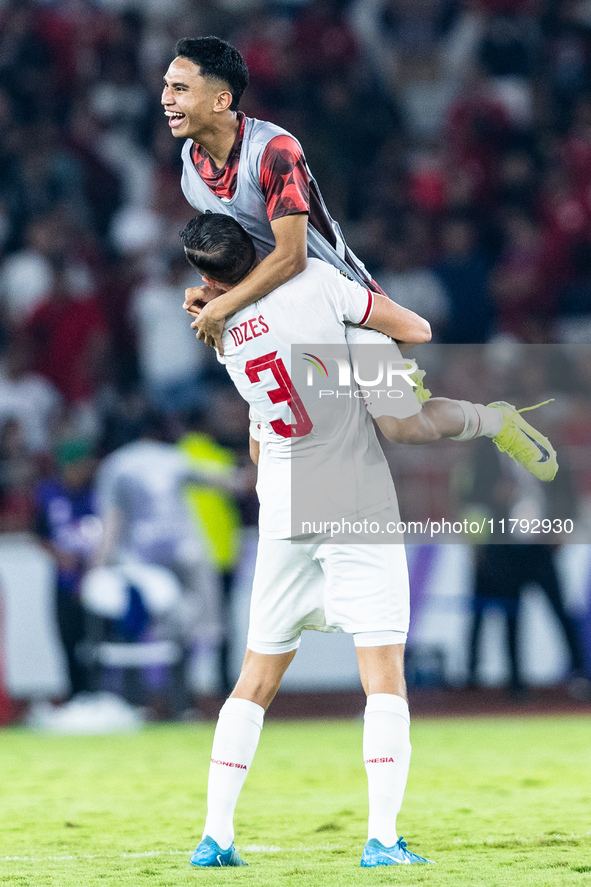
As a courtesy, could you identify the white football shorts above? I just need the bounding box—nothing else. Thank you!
[246,537,410,654]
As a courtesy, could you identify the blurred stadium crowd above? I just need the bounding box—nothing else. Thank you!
[0,0,590,708]
[3,0,591,520]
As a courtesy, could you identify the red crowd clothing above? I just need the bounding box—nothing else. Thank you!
[25,296,107,403]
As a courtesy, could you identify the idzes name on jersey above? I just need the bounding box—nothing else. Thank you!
[227,315,269,348]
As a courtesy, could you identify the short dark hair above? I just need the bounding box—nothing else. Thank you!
[180,214,257,285]
[174,36,249,111]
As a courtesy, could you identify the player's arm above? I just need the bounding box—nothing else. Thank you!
[92,505,123,567]
[249,435,260,465]
[185,213,308,353]
[92,461,124,567]
[248,406,262,465]
[186,135,311,354]
[364,293,432,345]
[184,464,243,494]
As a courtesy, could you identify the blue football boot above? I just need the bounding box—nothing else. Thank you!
[361,836,435,866]
[190,835,248,867]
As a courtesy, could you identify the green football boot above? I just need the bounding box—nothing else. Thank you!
[488,400,558,482]
[408,366,432,403]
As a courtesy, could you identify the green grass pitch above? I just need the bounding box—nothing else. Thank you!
[0,714,589,886]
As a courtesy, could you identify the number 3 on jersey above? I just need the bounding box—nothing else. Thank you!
[245,352,313,438]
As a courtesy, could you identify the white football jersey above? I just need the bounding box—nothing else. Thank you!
[96,440,206,562]
[218,259,419,539]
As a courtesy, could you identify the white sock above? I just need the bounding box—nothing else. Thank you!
[202,697,265,850]
[450,401,503,441]
[363,693,411,847]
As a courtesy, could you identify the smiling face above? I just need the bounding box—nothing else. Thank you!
[161,56,232,141]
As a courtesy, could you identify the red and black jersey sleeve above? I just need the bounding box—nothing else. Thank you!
[259,135,310,222]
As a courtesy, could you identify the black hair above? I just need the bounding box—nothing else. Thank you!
[180,213,257,285]
[174,36,249,111]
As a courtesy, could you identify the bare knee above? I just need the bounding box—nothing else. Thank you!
[356,644,407,698]
[231,673,281,710]
[231,648,296,710]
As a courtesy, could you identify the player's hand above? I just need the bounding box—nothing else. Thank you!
[190,300,226,354]
[183,284,223,319]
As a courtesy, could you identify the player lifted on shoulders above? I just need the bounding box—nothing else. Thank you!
[162,37,557,482]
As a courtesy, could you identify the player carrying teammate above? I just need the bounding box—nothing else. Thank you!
[178,213,558,869]
[180,212,435,869]
[162,36,558,483]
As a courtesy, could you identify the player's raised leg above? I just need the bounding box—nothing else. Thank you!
[378,397,501,444]
[377,396,557,481]
[190,648,296,867]
[355,641,434,866]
